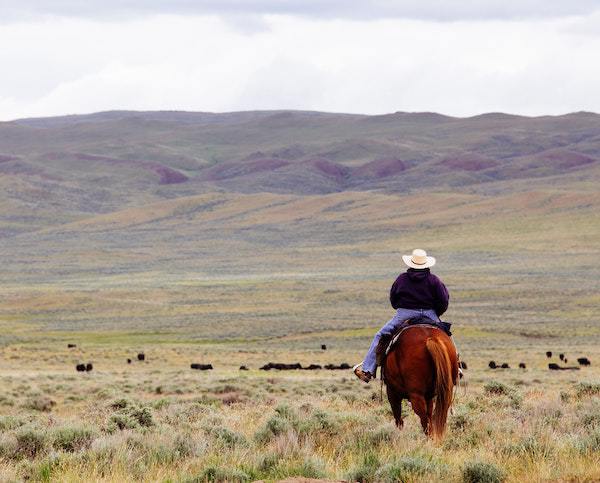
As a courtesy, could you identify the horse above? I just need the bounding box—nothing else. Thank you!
[381,325,458,439]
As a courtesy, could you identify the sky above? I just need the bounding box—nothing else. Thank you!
[1,1,599,121]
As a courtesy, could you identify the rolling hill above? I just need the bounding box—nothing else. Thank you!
[0,109,599,341]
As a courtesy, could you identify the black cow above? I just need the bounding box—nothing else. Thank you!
[519,362,526,369]
[577,357,591,366]
[324,363,351,370]
[191,363,213,370]
[85,363,93,372]
[546,351,552,358]
[239,365,249,370]
[549,363,560,370]
[559,353,565,361]
[137,353,145,361]
[488,361,497,369]
[459,361,468,370]
[304,364,322,370]
[67,344,76,348]
[500,363,510,369]
[260,362,302,370]
[127,358,132,364]
[76,364,86,372]
[321,344,327,350]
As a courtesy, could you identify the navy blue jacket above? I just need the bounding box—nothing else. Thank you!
[390,268,449,316]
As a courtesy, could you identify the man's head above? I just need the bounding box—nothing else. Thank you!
[402,248,436,269]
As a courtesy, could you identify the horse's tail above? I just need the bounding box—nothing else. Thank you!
[425,336,454,439]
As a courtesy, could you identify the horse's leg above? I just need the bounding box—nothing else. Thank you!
[409,393,430,435]
[386,386,404,429]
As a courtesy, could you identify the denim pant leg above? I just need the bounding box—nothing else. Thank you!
[363,308,426,375]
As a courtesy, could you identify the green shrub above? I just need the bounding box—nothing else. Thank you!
[375,455,443,482]
[23,396,56,412]
[274,456,326,479]
[503,436,553,458]
[0,433,17,458]
[108,413,140,432]
[346,452,380,483]
[575,383,600,398]
[0,415,24,430]
[129,406,154,427]
[207,427,247,448]
[107,400,154,431]
[274,403,299,423]
[15,427,49,458]
[151,398,171,410]
[254,416,292,443]
[462,461,506,483]
[484,381,512,396]
[52,425,97,452]
[186,466,250,482]
[451,410,472,431]
[573,429,600,454]
[298,409,338,436]
[581,411,600,428]
[110,398,133,410]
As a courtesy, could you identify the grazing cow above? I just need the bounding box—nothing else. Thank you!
[85,363,93,372]
[260,362,302,370]
[191,363,213,370]
[304,364,322,370]
[239,365,249,370]
[549,363,560,370]
[127,358,132,364]
[519,362,526,369]
[459,361,468,370]
[137,353,145,361]
[324,363,351,370]
[67,344,76,348]
[321,344,327,350]
[546,351,552,358]
[488,361,497,369]
[76,364,86,372]
[500,363,510,369]
[577,357,591,366]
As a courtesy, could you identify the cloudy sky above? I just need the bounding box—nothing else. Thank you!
[1,1,599,120]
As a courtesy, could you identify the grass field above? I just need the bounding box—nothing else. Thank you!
[1,110,600,481]
[1,187,600,481]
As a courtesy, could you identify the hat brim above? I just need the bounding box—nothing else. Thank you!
[402,255,436,269]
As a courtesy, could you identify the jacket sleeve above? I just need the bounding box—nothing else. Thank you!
[389,276,401,309]
[432,277,449,316]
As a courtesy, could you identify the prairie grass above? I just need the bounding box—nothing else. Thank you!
[0,357,599,482]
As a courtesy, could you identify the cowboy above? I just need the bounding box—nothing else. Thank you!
[354,249,449,382]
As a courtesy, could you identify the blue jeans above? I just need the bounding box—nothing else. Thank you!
[363,308,440,375]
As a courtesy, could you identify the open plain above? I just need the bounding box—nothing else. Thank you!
[1,110,600,481]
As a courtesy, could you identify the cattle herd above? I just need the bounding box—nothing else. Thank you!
[67,343,591,374]
[487,352,592,371]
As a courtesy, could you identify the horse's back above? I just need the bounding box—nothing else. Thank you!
[384,326,458,397]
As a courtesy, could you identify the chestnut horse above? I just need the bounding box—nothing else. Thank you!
[382,325,458,439]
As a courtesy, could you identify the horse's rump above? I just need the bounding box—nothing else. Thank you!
[383,326,458,439]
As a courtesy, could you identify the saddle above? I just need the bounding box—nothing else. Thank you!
[375,315,452,368]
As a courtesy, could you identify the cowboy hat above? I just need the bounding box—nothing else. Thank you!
[402,248,436,269]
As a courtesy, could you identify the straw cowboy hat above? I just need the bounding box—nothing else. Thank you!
[402,248,436,269]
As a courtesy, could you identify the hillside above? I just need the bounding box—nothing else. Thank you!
[0,109,599,343]
[1,109,599,237]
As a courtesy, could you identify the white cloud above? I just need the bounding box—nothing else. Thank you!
[2,0,599,22]
[0,12,599,120]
